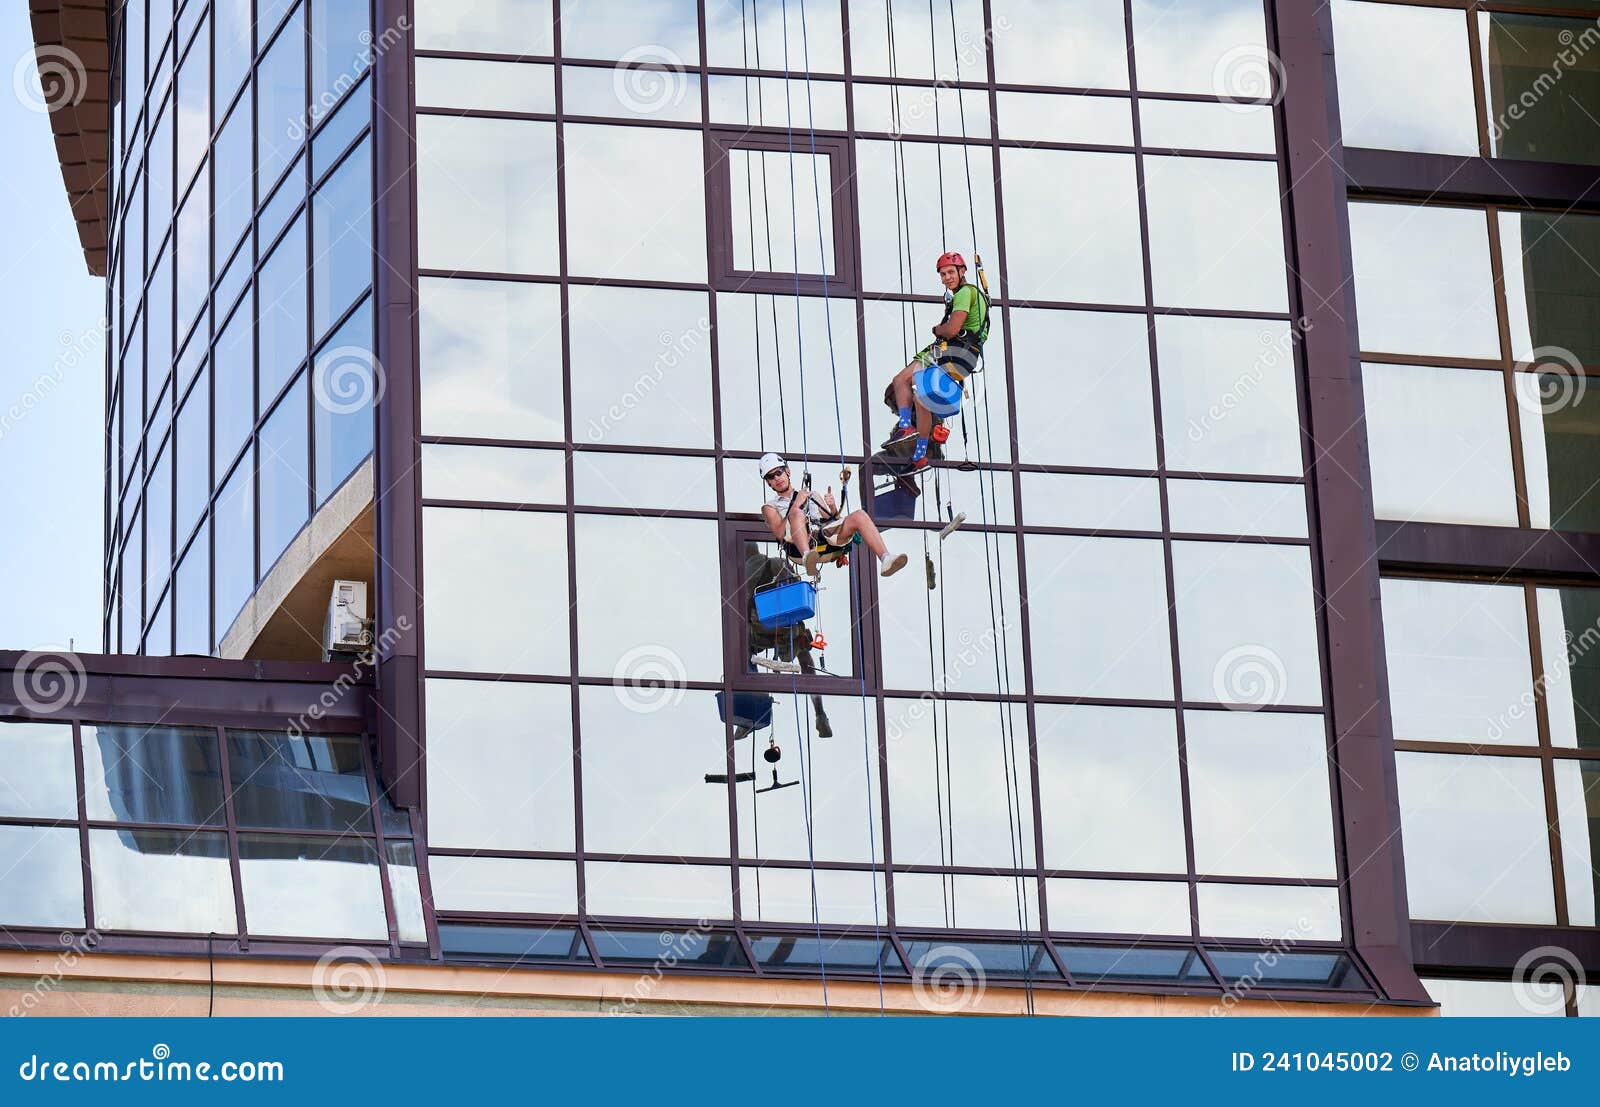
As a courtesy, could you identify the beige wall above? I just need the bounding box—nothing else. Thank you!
[0,950,1435,1017]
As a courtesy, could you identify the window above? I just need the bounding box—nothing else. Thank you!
[710,133,853,294]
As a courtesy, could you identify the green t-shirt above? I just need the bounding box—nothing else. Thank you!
[949,283,989,344]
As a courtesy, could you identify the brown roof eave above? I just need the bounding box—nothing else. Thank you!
[29,0,112,277]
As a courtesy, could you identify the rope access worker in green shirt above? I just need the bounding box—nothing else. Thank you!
[884,251,990,472]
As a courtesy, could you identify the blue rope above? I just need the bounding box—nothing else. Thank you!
[778,0,828,1014]
[796,0,887,1014]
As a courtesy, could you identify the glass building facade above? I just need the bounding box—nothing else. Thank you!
[5,0,1591,1012]
[105,0,377,657]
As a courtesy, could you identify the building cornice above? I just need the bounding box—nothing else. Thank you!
[27,0,111,275]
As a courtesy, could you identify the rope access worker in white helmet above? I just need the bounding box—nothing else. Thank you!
[759,453,908,578]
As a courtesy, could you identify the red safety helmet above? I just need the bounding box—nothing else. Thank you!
[935,251,966,272]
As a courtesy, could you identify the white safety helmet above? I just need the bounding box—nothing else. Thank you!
[759,452,787,479]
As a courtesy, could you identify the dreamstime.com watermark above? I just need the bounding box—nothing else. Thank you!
[311,946,388,1014]
[612,644,688,714]
[1480,607,1600,744]
[911,944,987,1014]
[285,617,410,740]
[605,920,714,1014]
[885,618,1010,742]
[1511,945,1585,1015]
[15,1045,283,1084]
[1211,644,1288,710]
[585,318,713,442]
[12,44,87,114]
[1490,20,1600,147]
[1208,916,1315,1014]
[10,649,87,717]
[285,15,412,142]
[8,931,98,1018]
[1186,318,1311,445]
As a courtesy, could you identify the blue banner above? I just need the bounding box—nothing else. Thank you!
[1,1016,1591,1103]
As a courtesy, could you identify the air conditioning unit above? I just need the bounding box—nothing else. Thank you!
[323,580,372,659]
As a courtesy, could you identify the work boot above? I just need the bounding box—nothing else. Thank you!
[881,552,909,577]
[803,548,822,577]
[883,423,916,449]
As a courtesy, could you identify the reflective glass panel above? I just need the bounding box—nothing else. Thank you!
[0,826,83,929]
[89,828,235,933]
[746,933,899,973]
[705,75,846,130]
[82,723,225,825]
[721,294,864,457]
[1424,977,1562,1017]
[563,125,706,281]
[1046,878,1191,936]
[414,58,554,113]
[416,117,559,274]
[309,0,370,126]
[1397,751,1555,923]
[1348,201,1500,359]
[438,924,587,963]
[227,731,375,833]
[1185,710,1336,879]
[422,507,570,675]
[256,7,306,192]
[1024,536,1173,699]
[175,17,209,189]
[1130,0,1269,95]
[311,137,372,340]
[568,285,715,450]
[0,721,76,819]
[851,84,989,139]
[1208,951,1366,991]
[312,299,376,502]
[174,520,210,654]
[878,531,1024,695]
[1520,372,1600,532]
[174,165,208,337]
[580,689,729,858]
[729,150,834,275]
[573,452,717,512]
[425,678,574,851]
[238,834,387,939]
[1021,474,1161,531]
[430,856,578,914]
[1057,944,1211,985]
[1144,156,1287,313]
[559,0,700,63]
[1157,315,1301,476]
[1172,542,1323,708]
[214,452,256,633]
[1363,362,1518,526]
[857,139,1000,298]
[1332,0,1478,156]
[1196,882,1342,941]
[894,873,1040,931]
[386,840,428,943]
[1010,308,1154,468]
[996,91,1132,145]
[584,861,732,919]
[415,0,554,55]
[258,212,309,408]
[1537,586,1600,752]
[212,98,253,261]
[1166,479,1307,539]
[1139,100,1275,155]
[1483,12,1600,167]
[707,0,843,73]
[1382,578,1537,746]
[885,698,1033,869]
[999,149,1142,304]
[1500,209,1600,368]
[574,515,722,681]
[418,277,563,440]
[215,0,252,105]
[988,0,1130,89]
[562,63,702,122]
[421,444,566,503]
[1035,705,1186,873]
[258,376,311,574]
[1554,759,1600,927]
[312,73,370,177]
[741,868,888,928]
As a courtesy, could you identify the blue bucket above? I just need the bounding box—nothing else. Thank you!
[754,579,817,629]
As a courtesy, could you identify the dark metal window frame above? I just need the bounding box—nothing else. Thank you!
[705,128,859,296]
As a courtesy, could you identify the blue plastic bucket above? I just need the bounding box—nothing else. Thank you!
[754,579,817,628]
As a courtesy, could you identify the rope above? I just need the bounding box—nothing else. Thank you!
[796,0,886,1013]
[915,0,1034,1012]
